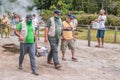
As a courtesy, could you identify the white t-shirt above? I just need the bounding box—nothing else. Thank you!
[98,15,107,29]
[72,19,78,30]
[32,17,38,28]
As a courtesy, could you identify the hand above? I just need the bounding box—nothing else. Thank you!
[73,37,76,41]
[44,37,48,42]
[19,35,24,41]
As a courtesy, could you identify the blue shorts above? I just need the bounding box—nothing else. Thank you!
[96,30,105,38]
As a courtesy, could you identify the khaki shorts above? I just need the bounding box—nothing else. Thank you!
[61,39,75,52]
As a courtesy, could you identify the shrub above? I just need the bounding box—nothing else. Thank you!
[75,14,120,26]
[72,11,85,15]
[40,10,120,26]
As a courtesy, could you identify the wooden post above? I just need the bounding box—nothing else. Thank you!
[87,25,91,47]
[114,26,117,43]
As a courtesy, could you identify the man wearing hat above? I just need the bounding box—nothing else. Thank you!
[14,14,39,75]
[44,10,62,69]
[61,14,77,61]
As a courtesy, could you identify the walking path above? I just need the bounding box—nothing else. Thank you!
[0,36,120,80]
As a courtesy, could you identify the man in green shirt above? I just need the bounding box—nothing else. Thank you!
[14,14,38,75]
[44,10,62,69]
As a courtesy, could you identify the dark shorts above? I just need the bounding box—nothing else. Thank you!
[96,30,105,38]
[35,27,39,31]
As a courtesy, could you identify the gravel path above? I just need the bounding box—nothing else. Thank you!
[0,36,120,80]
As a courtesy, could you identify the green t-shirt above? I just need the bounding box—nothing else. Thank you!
[46,17,62,40]
[17,22,35,43]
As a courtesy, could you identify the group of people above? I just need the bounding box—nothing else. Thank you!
[13,10,78,76]
[0,9,106,76]
[0,12,39,38]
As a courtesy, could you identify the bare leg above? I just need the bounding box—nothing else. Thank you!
[101,38,104,48]
[71,49,77,61]
[95,38,101,47]
[71,50,75,58]
[62,51,66,60]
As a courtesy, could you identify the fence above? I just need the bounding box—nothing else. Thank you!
[78,25,120,47]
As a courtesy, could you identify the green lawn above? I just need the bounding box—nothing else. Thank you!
[39,28,120,44]
[75,28,120,43]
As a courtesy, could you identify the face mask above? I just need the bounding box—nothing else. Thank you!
[55,16,60,19]
[27,20,32,25]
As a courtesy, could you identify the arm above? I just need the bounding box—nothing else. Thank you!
[14,28,24,41]
[72,24,76,41]
[44,19,50,42]
[72,29,76,41]
[14,23,24,41]
[44,27,49,42]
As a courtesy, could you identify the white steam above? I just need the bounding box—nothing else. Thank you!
[0,0,40,19]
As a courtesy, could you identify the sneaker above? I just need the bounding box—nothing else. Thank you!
[32,71,39,76]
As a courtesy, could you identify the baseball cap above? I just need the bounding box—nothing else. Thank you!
[54,9,61,15]
[67,14,74,19]
[26,14,32,19]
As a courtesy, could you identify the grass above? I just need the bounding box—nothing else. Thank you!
[75,28,120,44]
[39,27,120,44]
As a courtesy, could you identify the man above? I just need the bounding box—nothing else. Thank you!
[95,9,107,48]
[61,14,77,61]
[14,14,39,75]
[72,16,78,30]
[44,10,62,69]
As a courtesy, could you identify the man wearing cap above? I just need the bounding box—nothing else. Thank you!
[61,14,77,61]
[44,10,62,69]
[14,14,39,75]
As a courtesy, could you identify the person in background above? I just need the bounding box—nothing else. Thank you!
[11,13,20,36]
[32,14,39,41]
[14,14,39,76]
[72,16,78,30]
[61,14,77,61]
[1,14,10,38]
[44,10,62,69]
[95,9,107,48]
[32,14,39,31]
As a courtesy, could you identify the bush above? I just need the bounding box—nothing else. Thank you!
[72,11,85,15]
[40,10,120,26]
[75,14,120,26]
[40,10,53,22]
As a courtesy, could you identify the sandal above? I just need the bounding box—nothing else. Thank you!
[62,57,66,61]
[95,45,100,48]
[72,57,78,61]
[100,45,104,48]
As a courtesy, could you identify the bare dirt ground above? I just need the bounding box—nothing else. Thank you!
[0,36,120,80]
